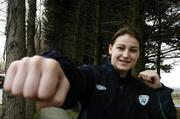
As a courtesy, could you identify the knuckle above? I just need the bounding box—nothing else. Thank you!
[29,56,45,69]
[53,97,65,106]
[18,57,30,68]
[45,59,60,70]
[31,55,43,65]
[32,55,43,61]
[20,57,30,64]
[9,60,19,69]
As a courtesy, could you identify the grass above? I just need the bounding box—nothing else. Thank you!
[67,110,78,119]
[174,99,180,105]
[172,93,180,119]
[176,107,180,119]
[33,109,40,119]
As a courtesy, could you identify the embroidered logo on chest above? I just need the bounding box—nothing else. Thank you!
[138,95,149,106]
[96,84,107,91]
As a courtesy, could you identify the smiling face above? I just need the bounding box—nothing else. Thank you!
[109,34,140,77]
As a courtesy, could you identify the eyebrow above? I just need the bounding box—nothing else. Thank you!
[116,44,139,48]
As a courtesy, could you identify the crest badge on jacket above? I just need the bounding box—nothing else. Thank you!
[138,95,149,106]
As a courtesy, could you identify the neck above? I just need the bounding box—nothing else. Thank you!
[119,71,128,78]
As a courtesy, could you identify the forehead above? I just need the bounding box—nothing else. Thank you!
[114,34,140,47]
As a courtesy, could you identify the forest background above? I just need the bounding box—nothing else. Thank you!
[0,0,179,119]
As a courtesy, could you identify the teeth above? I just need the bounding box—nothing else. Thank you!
[118,58,130,63]
[119,60,129,63]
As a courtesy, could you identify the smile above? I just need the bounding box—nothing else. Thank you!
[118,59,130,64]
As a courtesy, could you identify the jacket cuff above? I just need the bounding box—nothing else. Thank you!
[152,83,166,91]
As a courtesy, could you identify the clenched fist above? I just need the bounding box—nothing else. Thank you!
[138,70,162,89]
[3,55,70,108]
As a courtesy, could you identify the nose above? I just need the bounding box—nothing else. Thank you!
[122,49,130,58]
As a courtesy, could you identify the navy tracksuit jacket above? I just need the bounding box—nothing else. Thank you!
[43,50,177,119]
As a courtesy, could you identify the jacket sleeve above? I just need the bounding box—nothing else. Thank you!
[150,84,177,119]
[41,50,96,109]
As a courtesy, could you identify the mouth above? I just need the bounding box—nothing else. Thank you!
[118,59,130,64]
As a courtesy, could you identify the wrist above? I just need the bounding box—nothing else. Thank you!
[152,83,165,91]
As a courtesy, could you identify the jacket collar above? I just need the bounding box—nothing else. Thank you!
[102,63,133,80]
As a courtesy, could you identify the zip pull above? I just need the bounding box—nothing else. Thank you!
[120,85,123,95]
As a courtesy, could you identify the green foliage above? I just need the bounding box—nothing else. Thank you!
[33,109,40,119]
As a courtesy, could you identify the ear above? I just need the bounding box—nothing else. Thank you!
[108,44,112,55]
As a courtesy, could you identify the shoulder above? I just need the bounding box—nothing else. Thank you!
[152,84,174,98]
[78,63,111,74]
[130,77,150,91]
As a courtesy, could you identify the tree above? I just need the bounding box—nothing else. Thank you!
[2,0,26,119]
[129,0,146,77]
[26,0,36,56]
[144,0,180,75]
[35,0,43,54]
[94,0,103,65]
[25,0,37,119]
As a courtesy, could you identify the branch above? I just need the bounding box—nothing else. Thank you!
[0,19,6,22]
[162,56,180,59]
[147,48,179,59]
[101,21,122,25]
[161,48,180,55]
[0,0,7,5]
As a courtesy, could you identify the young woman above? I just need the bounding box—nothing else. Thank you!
[4,27,177,119]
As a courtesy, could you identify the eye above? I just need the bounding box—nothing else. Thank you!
[117,46,124,50]
[130,49,138,53]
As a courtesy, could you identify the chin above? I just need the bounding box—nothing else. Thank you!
[117,66,130,72]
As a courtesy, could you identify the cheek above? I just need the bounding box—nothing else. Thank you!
[131,54,139,62]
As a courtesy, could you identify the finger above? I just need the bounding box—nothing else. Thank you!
[37,75,70,108]
[3,61,18,91]
[51,75,70,106]
[38,59,60,100]
[11,58,29,95]
[138,74,146,80]
[143,81,152,88]
[23,60,42,99]
[138,73,152,82]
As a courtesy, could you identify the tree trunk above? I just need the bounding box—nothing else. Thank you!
[156,0,161,77]
[26,0,37,119]
[94,0,103,65]
[2,0,26,119]
[27,0,36,56]
[129,0,145,77]
[72,0,81,61]
[35,0,42,54]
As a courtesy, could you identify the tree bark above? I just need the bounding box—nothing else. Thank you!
[25,0,37,119]
[27,0,36,56]
[2,0,26,119]
[94,0,103,65]
[129,0,146,77]
[156,0,162,77]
